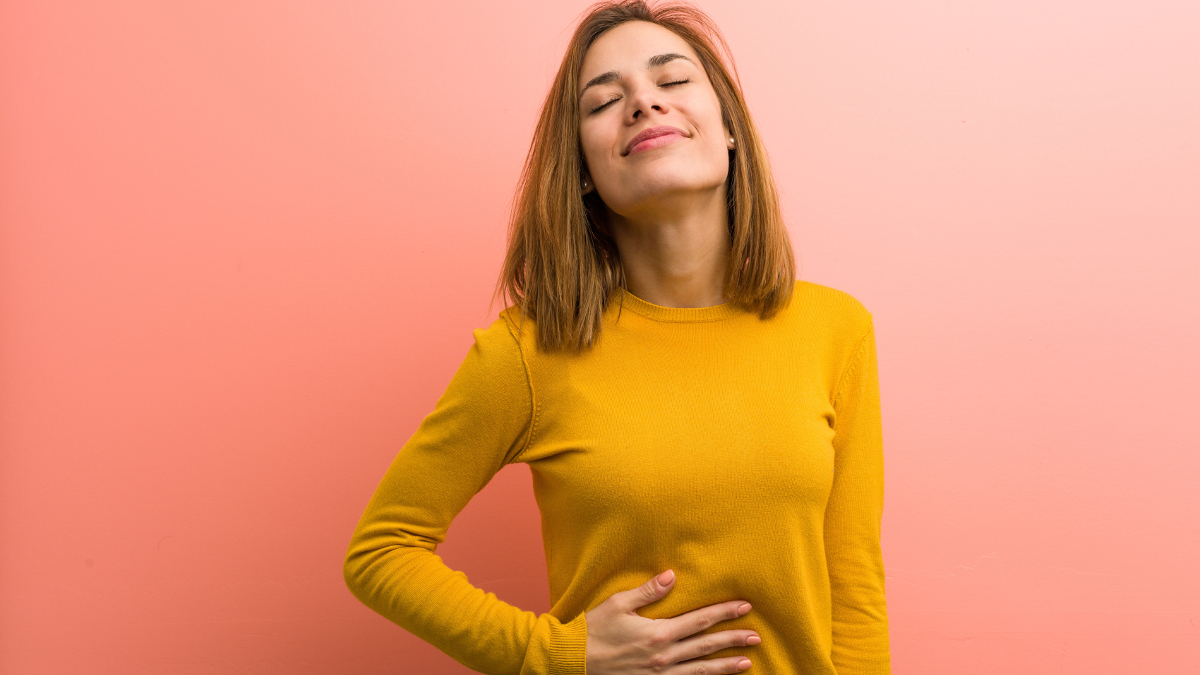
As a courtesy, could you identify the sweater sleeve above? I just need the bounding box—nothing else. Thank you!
[342,316,588,675]
[825,318,892,674]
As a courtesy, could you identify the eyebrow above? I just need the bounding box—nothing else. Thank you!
[578,52,695,100]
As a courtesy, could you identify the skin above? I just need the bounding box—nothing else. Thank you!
[578,20,737,311]
[577,21,758,675]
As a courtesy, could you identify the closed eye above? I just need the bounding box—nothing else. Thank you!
[587,78,692,114]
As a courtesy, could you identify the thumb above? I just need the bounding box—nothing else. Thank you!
[624,570,675,611]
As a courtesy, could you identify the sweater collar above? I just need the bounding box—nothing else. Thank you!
[611,286,743,323]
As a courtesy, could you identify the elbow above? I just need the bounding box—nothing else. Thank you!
[342,527,436,605]
[343,549,363,598]
[341,537,410,603]
[343,533,375,602]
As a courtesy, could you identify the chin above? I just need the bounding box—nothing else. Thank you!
[607,179,725,216]
[636,171,726,197]
[630,155,722,184]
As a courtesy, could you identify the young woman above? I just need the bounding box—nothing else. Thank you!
[343,2,891,674]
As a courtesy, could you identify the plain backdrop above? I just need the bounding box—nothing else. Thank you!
[1,0,1197,673]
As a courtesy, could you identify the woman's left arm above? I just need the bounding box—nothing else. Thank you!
[825,317,892,674]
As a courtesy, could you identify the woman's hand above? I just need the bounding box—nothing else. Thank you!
[584,569,760,675]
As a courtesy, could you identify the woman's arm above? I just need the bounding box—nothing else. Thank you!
[824,317,892,674]
[343,316,587,675]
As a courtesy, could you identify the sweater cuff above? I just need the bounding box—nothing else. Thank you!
[548,611,588,675]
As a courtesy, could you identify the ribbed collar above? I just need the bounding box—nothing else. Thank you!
[612,286,743,323]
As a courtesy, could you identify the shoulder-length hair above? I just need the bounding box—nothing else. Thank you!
[493,0,795,352]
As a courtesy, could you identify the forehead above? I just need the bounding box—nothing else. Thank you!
[580,21,699,76]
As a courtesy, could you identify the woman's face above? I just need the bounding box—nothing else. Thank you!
[578,21,733,219]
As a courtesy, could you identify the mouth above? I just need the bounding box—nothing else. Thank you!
[624,125,688,156]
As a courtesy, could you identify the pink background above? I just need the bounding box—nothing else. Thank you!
[2,0,1197,672]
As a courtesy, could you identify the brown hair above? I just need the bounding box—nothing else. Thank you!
[492,0,795,352]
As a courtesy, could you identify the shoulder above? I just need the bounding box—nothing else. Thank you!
[494,306,539,354]
[783,281,878,403]
[475,308,523,346]
[787,280,874,340]
[449,308,531,385]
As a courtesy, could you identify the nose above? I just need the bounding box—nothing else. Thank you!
[625,79,669,122]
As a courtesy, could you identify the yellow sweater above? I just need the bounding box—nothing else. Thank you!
[343,280,891,674]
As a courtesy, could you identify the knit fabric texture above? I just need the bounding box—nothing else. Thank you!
[343,279,891,674]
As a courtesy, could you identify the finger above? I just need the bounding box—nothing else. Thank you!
[619,569,675,612]
[666,655,754,675]
[662,600,751,641]
[663,629,760,666]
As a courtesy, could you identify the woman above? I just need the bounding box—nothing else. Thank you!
[343,1,891,673]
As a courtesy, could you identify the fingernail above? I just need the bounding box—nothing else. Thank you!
[737,603,751,615]
[746,635,761,645]
[657,570,674,586]
[737,659,752,671]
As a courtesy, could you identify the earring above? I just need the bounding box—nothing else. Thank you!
[729,137,736,146]
[582,179,590,190]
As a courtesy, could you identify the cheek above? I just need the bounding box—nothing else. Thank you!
[680,94,725,141]
[578,124,603,165]
[704,100,727,137]
[579,124,620,173]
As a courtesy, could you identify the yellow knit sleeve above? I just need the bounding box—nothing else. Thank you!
[342,316,588,675]
[825,318,892,674]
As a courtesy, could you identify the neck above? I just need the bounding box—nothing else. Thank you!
[607,186,731,308]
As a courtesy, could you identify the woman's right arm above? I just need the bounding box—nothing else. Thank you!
[343,317,588,675]
[344,315,762,675]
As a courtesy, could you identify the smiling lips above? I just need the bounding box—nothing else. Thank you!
[625,125,687,155]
